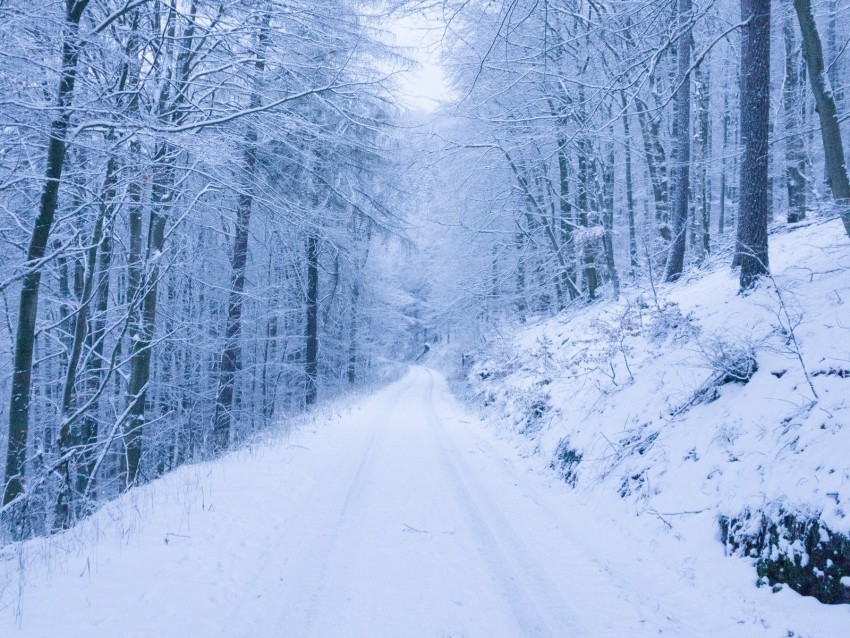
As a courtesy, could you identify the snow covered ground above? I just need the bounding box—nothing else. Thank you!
[3,363,848,636]
[462,216,850,631]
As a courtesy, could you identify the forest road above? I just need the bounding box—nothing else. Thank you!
[219,366,639,637]
[3,367,643,637]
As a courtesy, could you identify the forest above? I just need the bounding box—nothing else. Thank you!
[0,0,849,603]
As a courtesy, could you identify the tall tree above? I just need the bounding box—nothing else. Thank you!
[3,0,91,515]
[665,0,694,282]
[737,0,771,290]
[793,0,850,237]
[213,14,270,454]
[783,11,808,224]
[305,233,319,406]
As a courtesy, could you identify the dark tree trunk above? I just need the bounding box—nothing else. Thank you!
[515,232,526,320]
[261,312,278,423]
[53,156,118,527]
[621,96,638,279]
[347,280,359,385]
[123,4,196,486]
[3,0,91,514]
[305,235,319,406]
[80,179,116,506]
[664,0,693,282]
[125,146,173,486]
[635,97,670,231]
[555,129,578,301]
[121,144,144,491]
[213,132,262,445]
[737,0,771,290]
[577,130,598,300]
[695,64,711,256]
[502,149,580,299]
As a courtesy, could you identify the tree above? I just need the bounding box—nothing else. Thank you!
[793,0,850,236]
[736,0,771,290]
[213,13,270,454]
[665,0,694,282]
[783,12,809,224]
[3,0,92,517]
[1,0,404,539]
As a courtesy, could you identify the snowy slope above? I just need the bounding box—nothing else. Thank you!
[466,217,850,618]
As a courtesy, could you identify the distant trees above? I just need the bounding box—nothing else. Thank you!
[0,0,406,539]
[793,0,850,237]
[411,0,849,320]
[3,0,850,543]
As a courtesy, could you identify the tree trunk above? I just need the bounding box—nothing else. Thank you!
[719,89,730,235]
[502,149,580,299]
[213,18,267,453]
[347,280,359,385]
[696,64,711,256]
[784,12,808,224]
[634,97,670,231]
[793,0,850,236]
[53,156,118,527]
[602,136,620,298]
[576,96,599,300]
[125,145,173,486]
[80,176,116,506]
[123,3,196,486]
[121,144,144,491]
[664,0,693,282]
[621,96,638,279]
[3,0,91,514]
[305,234,319,406]
[515,232,526,319]
[737,0,771,290]
[554,124,578,301]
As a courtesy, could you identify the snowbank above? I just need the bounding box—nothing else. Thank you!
[465,217,850,610]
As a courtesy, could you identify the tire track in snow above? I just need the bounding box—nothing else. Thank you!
[215,373,418,638]
[421,368,585,637]
[285,373,418,636]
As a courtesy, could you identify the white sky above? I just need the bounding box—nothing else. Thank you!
[383,10,453,112]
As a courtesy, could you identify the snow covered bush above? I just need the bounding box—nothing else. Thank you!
[550,439,582,487]
[698,334,759,385]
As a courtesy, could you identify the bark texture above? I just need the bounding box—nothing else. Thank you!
[737,0,771,290]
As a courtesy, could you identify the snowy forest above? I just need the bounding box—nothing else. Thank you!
[1,0,850,635]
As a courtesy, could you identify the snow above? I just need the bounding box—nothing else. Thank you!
[461,217,850,630]
[3,359,849,635]
[2,221,850,635]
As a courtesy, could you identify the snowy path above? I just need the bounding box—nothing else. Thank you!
[3,367,844,637]
[2,367,643,637]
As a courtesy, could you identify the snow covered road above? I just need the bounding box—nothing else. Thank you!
[2,367,846,637]
[1,367,636,636]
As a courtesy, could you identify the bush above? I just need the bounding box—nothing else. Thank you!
[550,439,582,487]
[720,509,850,604]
